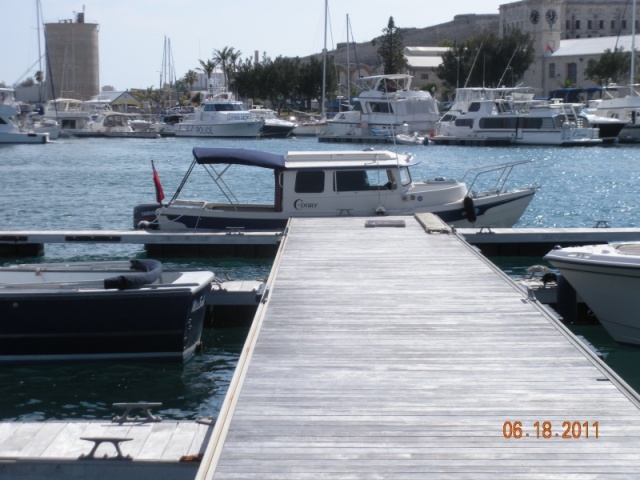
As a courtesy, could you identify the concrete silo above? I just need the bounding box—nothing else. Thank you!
[44,9,99,101]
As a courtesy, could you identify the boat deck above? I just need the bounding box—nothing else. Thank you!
[196,214,640,479]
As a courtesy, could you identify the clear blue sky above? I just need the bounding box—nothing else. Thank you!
[3,0,506,90]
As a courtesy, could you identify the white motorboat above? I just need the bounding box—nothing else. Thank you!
[544,243,640,346]
[42,98,94,136]
[589,84,640,143]
[431,87,602,146]
[0,259,215,363]
[0,88,49,144]
[249,108,297,138]
[133,147,538,231]
[324,74,440,138]
[174,80,263,138]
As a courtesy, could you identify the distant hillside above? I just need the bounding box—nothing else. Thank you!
[308,14,499,67]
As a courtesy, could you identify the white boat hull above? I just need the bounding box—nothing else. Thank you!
[545,243,640,345]
[0,131,49,144]
[174,121,263,137]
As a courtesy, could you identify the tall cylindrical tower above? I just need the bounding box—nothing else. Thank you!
[44,10,99,101]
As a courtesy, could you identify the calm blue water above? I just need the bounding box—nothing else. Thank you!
[1,136,639,420]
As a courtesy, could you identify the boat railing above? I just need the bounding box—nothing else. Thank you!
[461,159,533,196]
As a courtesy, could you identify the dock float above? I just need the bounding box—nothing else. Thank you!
[0,404,214,480]
[0,229,284,258]
[457,226,640,256]
[196,214,640,479]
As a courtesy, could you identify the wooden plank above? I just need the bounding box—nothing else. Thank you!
[196,216,640,480]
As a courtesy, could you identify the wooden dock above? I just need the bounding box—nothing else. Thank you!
[0,414,214,480]
[195,214,640,479]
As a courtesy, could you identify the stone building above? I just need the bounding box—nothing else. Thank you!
[499,0,637,94]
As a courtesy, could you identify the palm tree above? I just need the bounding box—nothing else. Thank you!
[183,70,199,99]
[214,46,240,87]
[198,59,218,85]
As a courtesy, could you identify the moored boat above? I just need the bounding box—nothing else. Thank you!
[173,81,263,138]
[545,243,640,346]
[249,108,298,138]
[432,87,602,146]
[0,259,214,363]
[133,147,538,231]
[0,88,49,144]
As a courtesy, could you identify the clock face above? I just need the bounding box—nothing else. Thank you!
[530,9,540,24]
[545,9,558,25]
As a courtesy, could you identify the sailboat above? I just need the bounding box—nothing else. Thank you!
[590,0,640,143]
[291,0,329,136]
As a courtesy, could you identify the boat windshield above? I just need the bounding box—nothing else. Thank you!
[400,167,411,186]
[205,103,246,112]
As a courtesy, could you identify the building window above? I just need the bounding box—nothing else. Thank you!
[566,20,571,29]
[623,20,627,30]
[576,20,581,29]
[420,73,429,80]
[588,20,592,29]
[611,20,616,30]
[549,63,556,79]
[599,20,604,29]
[567,63,577,84]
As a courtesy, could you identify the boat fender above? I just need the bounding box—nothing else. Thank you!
[463,196,477,223]
[104,259,163,290]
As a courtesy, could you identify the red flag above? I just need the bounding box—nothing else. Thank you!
[546,44,554,55]
[152,160,165,204]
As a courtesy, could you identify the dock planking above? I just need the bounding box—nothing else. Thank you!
[196,214,640,479]
[0,420,213,480]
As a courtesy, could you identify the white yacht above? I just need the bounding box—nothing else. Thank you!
[133,147,538,231]
[589,84,640,143]
[42,98,94,136]
[432,87,602,146]
[325,74,440,138]
[545,243,640,346]
[174,81,263,138]
[0,88,49,144]
[249,108,297,138]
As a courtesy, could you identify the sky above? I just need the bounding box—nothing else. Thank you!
[3,0,506,91]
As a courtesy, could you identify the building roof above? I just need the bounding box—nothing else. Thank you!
[553,34,640,57]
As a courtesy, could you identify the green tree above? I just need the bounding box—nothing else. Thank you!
[377,17,406,74]
[182,70,198,102]
[436,29,535,89]
[197,59,218,85]
[584,47,631,85]
[214,46,242,87]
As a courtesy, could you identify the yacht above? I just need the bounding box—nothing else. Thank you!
[0,88,49,144]
[589,84,640,143]
[249,108,297,138]
[431,87,602,146]
[324,74,440,138]
[174,81,263,138]
[42,98,93,137]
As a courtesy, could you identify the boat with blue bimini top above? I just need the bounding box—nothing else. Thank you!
[0,259,214,364]
[133,147,539,231]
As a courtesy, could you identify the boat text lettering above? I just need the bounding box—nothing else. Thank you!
[294,199,318,210]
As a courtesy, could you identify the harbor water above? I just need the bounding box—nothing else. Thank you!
[1,136,639,421]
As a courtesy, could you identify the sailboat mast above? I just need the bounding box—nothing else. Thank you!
[321,0,327,117]
[346,14,350,111]
[632,0,637,94]
[36,0,43,102]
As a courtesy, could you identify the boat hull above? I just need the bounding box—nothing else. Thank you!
[545,243,640,346]
[153,188,536,230]
[174,121,263,138]
[0,264,214,363]
[0,132,49,144]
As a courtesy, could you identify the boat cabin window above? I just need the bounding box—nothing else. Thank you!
[294,170,325,193]
[440,114,456,122]
[335,169,397,192]
[205,103,244,112]
[399,167,411,186]
[369,102,392,114]
[479,117,518,129]
[455,118,474,128]
[468,102,482,112]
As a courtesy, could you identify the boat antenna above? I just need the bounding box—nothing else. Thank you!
[321,0,328,118]
[464,43,483,88]
[497,44,520,87]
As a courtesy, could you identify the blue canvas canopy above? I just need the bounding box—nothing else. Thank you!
[192,147,286,169]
